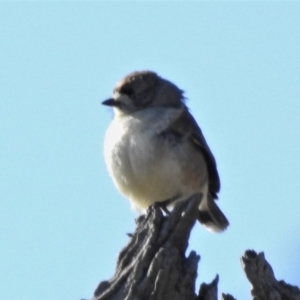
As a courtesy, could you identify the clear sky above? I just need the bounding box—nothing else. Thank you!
[1,2,300,300]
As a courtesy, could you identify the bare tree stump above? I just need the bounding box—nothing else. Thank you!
[93,194,211,300]
[241,250,300,300]
[92,195,300,300]
[197,275,219,300]
[221,293,236,300]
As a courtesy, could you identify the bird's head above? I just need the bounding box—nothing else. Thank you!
[102,71,184,116]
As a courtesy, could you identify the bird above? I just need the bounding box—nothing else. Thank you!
[102,70,229,232]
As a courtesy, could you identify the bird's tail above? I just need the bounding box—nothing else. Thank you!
[197,199,229,232]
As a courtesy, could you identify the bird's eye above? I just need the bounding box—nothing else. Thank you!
[120,87,135,98]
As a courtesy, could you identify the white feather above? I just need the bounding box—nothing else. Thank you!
[104,107,207,210]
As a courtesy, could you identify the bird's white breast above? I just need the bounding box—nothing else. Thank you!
[103,108,185,210]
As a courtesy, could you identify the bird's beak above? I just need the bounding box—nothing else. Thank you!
[102,98,118,107]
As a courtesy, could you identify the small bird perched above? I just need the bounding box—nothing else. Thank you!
[102,71,229,232]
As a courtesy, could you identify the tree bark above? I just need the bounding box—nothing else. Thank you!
[92,195,300,300]
[241,250,300,300]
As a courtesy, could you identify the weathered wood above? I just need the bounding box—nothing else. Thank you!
[93,194,207,300]
[221,293,236,300]
[92,195,300,300]
[241,250,300,300]
[197,275,219,300]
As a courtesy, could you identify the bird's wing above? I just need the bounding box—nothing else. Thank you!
[161,106,220,199]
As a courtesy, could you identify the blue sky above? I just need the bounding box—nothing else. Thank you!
[1,2,300,300]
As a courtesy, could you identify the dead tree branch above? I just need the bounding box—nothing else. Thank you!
[241,250,300,300]
[92,195,300,300]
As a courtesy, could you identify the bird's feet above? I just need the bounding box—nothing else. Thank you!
[152,194,181,215]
